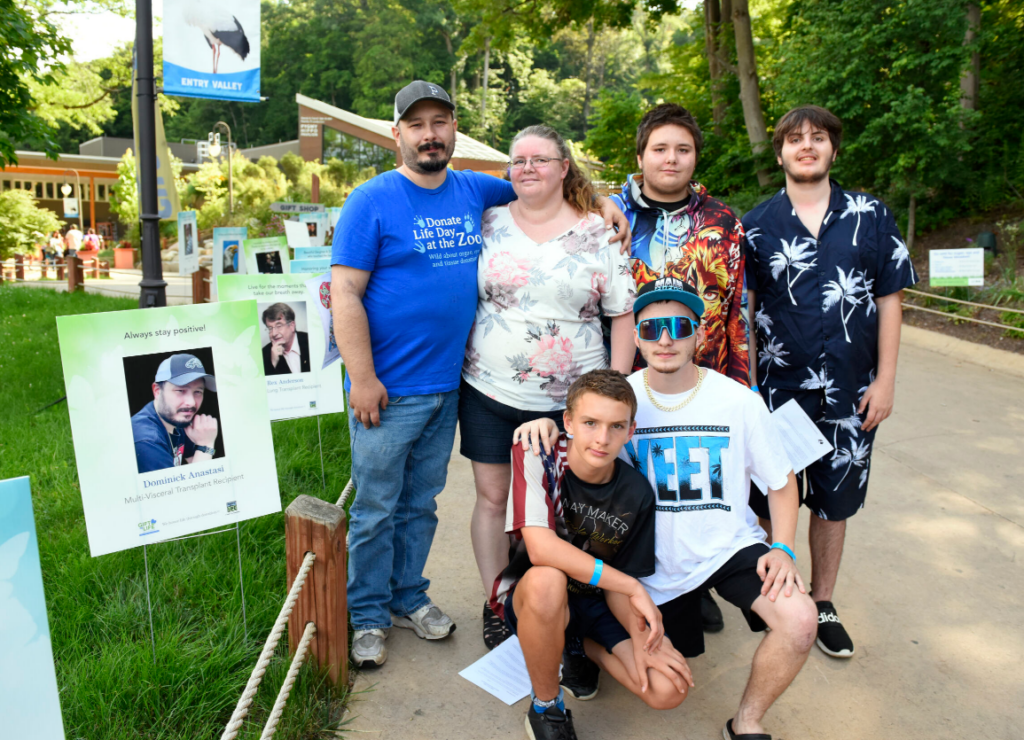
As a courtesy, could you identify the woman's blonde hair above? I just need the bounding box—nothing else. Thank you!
[509,125,599,215]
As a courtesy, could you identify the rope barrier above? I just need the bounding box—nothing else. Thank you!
[258,622,317,740]
[904,287,1024,315]
[336,479,354,508]
[219,550,316,740]
[902,302,1024,333]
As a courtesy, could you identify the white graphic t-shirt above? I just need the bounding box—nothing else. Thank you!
[463,205,636,410]
[619,368,792,604]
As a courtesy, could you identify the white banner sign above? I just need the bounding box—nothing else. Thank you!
[163,0,261,102]
[929,248,984,287]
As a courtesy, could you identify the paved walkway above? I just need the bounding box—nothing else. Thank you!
[340,331,1024,740]
[13,267,195,305]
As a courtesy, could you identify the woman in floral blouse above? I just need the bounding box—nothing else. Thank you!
[459,125,637,648]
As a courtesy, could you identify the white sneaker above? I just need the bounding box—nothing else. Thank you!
[351,628,388,668]
[392,603,456,640]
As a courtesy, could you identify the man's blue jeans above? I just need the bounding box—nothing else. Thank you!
[347,390,459,631]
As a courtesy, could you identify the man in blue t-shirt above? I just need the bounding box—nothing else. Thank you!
[332,80,631,668]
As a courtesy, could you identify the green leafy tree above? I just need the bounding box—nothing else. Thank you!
[776,0,974,240]
[0,189,62,259]
[0,0,72,165]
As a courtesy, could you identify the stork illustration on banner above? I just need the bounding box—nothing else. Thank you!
[182,1,251,74]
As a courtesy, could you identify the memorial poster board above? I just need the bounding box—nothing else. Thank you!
[56,301,282,557]
[219,274,345,419]
[243,236,290,275]
[0,477,66,739]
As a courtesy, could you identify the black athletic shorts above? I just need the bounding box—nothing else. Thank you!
[660,543,771,658]
[458,379,566,464]
[748,387,877,522]
[504,582,630,654]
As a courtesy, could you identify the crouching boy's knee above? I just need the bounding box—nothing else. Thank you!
[642,679,688,711]
[516,566,569,621]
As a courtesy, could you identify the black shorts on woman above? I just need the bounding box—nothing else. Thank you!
[458,379,566,464]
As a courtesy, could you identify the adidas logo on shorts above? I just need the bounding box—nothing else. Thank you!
[818,612,843,625]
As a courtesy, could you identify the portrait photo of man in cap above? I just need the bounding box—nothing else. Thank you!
[127,350,222,475]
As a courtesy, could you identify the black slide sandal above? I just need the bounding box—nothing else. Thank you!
[723,718,772,740]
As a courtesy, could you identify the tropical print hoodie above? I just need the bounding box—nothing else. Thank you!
[611,175,750,385]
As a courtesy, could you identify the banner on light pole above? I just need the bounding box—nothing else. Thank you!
[132,46,181,221]
[163,0,261,102]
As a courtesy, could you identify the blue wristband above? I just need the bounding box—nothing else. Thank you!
[751,385,760,393]
[771,542,796,561]
[588,559,604,587]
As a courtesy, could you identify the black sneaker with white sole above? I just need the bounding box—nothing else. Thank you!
[560,652,600,700]
[525,704,578,740]
[816,600,854,658]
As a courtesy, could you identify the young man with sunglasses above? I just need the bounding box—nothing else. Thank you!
[611,102,752,633]
[516,278,816,740]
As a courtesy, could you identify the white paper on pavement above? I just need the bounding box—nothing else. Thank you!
[751,398,834,492]
[459,635,534,706]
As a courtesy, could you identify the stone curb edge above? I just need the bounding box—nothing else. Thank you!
[901,324,1024,380]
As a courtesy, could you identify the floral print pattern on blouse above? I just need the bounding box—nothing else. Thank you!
[463,205,636,411]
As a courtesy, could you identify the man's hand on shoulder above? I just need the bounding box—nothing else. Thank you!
[756,547,806,602]
[350,376,389,428]
[512,417,560,456]
[596,196,632,254]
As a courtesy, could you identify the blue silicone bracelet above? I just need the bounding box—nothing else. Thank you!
[771,542,796,561]
[751,385,760,393]
[589,559,604,586]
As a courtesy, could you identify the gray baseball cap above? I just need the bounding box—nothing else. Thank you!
[155,353,217,392]
[393,80,455,125]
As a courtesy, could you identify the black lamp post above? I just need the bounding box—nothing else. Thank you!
[136,0,166,308]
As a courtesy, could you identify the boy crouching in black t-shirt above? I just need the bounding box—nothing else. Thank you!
[490,370,693,740]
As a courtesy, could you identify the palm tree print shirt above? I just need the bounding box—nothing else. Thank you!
[742,180,918,419]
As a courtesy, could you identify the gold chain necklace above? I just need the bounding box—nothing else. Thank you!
[643,367,704,413]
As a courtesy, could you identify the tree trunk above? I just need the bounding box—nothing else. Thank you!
[732,0,771,187]
[442,31,457,111]
[907,193,917,254]
[582,18,596,137]
[480,37,490,125]
[705,0,724,136]
[960,4,980,110]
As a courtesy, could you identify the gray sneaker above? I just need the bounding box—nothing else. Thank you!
[391,603,456,640]
[351,628,388,668]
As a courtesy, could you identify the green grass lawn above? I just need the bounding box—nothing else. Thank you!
[0,284,352,739]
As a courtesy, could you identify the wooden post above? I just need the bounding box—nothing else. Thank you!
[311,173,320,204]
[57,257,65,281]
[67,255,84,292]
[285,495,348,687]
[192,266,210,303]
[90,257,100,279]
[14,254,24,281]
